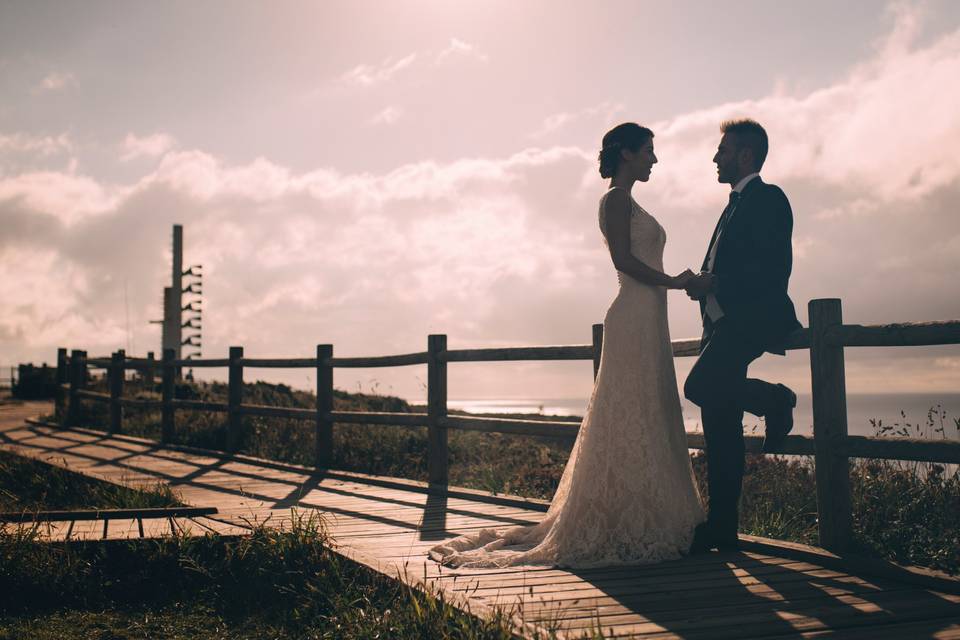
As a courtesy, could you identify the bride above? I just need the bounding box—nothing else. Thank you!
[429,123,705,568]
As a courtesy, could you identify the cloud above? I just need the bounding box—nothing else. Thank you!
[0,132,73,156]
[435,38,489,64]
[339,38,488,88]
[2,6,959,398]
[35,71,76,92]
[340,53,418,87]
[530,102,626,139]
[120,132,177,161]
[369,106,403,126]
[0,171,125,226]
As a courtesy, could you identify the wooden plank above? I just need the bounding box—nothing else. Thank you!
[140,517,176,538]
[433,556,813,590]
[755,618,960,639]
[118,397,162,409]
[514,580,912,623]
[739,534,960,595]
[523,588,960,633]
[839,434,960,464]
[239,403,315,420]
[68,519,104,541]
[172,399,228,412]
[442,345,594,362]
[4,520,73,541]
[572,589,960,639]
[830,320,960,348]
[427,334,448,485]
[192,516,251,536]
[450,562,885,598]
[161,348,175,442]
[104,518,142,540]
[0,506,218,522]
[108,350,124,434]
[441,415,579,439]
[330,410,428,426]
[241,357,319,368]
[316,344,333,468]
[329,352,429,368]
[76,389,110,401]
[172,358,229,368]
[809,298,853,552]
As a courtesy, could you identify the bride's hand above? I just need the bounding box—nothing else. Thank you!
[672,269,696,289]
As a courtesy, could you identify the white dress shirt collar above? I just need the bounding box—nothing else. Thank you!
[732,172,760,194]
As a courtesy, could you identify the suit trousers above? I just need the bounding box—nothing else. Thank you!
[683,320,778,537]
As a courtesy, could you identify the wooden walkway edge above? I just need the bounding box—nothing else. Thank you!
[3,401,960,639]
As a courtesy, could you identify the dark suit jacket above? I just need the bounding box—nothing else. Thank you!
[700,177,801,353]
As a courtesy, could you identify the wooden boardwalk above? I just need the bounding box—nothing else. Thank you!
[2,400,960,639]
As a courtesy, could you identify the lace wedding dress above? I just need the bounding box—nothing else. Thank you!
[428,188,705,568]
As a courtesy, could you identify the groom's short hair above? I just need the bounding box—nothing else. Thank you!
[721,119,768,171]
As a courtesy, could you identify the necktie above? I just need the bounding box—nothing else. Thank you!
[716,191,740,238]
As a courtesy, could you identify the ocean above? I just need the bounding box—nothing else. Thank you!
[447,393,960,440]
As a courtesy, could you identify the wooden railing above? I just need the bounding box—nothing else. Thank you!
[53,298,960,552]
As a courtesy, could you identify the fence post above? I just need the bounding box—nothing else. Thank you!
[67,349,86,427]
[109,350,125,435]
[315,344,334,468]
[55,348,68,425]
[592,323,604,380]
[809,298,853,552]
[427,334,448,486]
[161,349,175,443]
[145,351,156,387]
[227,346,243,454]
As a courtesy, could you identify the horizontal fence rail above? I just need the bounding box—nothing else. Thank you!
[54,298,959,553]
[828,320,960,348]
[0,506,218,523]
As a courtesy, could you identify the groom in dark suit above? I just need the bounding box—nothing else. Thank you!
[683,119,802,553]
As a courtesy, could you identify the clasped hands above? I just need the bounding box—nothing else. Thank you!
[674,269,716,300]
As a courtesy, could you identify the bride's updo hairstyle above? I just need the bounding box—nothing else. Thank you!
[598,123,654,179]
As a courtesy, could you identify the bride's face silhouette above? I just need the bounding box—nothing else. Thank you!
[623,139,657,182]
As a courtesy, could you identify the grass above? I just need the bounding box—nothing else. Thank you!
[0,452,530,639]
[0,449,181,513]
[1,511,525,640]
[67,375,960,575]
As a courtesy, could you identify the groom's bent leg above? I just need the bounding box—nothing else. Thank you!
[684,323,766,414]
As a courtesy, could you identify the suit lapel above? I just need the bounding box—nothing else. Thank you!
[705,177,763,270]
[702,211,727,270]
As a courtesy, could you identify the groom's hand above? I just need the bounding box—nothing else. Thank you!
[685,273,716,300]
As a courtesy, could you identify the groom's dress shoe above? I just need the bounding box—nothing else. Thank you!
[762,384,797,453]
[689,523,740,554]
[689,523,713,554]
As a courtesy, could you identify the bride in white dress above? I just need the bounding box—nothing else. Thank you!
[429,123,705,569]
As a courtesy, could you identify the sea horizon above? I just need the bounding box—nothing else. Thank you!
[440,392,960,440]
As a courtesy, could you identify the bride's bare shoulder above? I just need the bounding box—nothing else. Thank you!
[601,187,631,215]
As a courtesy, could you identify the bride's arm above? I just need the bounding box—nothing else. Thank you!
[604,190,691,289]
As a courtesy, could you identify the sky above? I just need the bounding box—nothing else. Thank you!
[2,0,959,402]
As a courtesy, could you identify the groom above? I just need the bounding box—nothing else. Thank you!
[683,119,801,553]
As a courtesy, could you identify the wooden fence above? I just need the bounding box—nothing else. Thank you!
[54,298,960,552]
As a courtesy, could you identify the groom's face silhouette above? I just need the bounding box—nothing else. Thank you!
[713,133,750,186]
